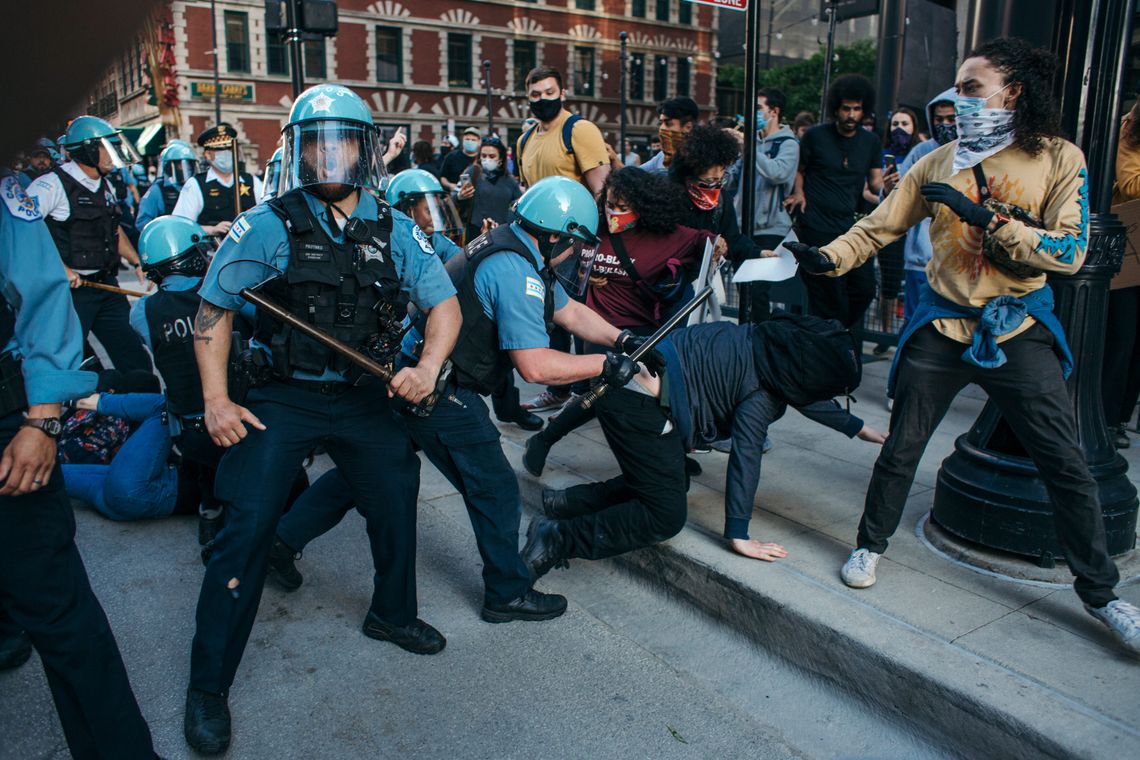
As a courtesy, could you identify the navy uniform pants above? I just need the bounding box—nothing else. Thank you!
[0,412,154,759]
[276,386,532,606]
[71,276,153,374]
[189,381,420,694]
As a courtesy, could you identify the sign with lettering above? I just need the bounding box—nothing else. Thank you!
[190,81,254,102]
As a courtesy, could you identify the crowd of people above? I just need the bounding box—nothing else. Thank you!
[1,35,1139,760]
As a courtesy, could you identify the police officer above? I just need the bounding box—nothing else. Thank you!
[135,139,197,231]
[183,84,461,755]
[261,146,283,202]
[16,137,60,188]
[172,122,262,237]
[26,115,154,374]
[0,172,156,758]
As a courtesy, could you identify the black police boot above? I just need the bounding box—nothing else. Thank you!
[541,487,594,520]
[266,537,303,592]
[361,612,446,655]
[184,688,231,756]
[481,589,568,623]
[523,434,552,477]
[0,630,32,671]
[521,517,569,581]
[499,408,544,432]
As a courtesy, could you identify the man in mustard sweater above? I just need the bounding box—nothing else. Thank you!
[787,38,1140,654]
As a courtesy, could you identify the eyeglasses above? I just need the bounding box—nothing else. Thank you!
[693,177,725,189]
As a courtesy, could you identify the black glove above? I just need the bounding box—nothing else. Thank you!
[784,242,836,275]
[615,333,666,377]
[600,351,636,387]
[920,182,994,229]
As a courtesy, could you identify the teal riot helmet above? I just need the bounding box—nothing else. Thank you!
[137,216,214,283]
[513,176,600,256]
[160,140,198,187]
[262,147,284,202]
[385,168,463,241]
[279,84,384,201]
[62,116,140,174]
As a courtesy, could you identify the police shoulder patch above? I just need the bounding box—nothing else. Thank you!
[228,215,251,243]
[525,275,545,300]
[411,225,435,255]
[1,175,41,221]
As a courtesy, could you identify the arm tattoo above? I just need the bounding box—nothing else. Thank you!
[194,302,228,342]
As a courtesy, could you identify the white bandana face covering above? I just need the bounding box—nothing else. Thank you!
[952,108,1015,174]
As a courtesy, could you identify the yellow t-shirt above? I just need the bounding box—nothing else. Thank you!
[516,109,609,187]
[821,137,1089,344]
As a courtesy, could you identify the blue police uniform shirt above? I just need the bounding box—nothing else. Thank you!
[135,179,177,232]
[397,231,464,365]
[199,189,455,381]
[473,223,568,351]
[0,175,97,404]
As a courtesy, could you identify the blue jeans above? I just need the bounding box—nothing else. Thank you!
[903,269,928,324]
[62,394,177,521]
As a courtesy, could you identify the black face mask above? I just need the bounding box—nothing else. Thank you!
[529,97,563,123]
[933,122,959,146]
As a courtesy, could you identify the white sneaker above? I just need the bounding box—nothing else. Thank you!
[886,397,894,412]
[841,548,881,588]
[1084,599,1140,654]
[521,390,570,412]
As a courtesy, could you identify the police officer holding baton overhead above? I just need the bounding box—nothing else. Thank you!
[183,84,460,755]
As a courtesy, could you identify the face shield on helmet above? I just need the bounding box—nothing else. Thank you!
[70,134,141,173]
[399,193,464,243]
[163,158,197,186]
[280,120,384,197]
[263,159,283,200]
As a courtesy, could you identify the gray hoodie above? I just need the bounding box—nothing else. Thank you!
[896,87,957,270]
[735,124,800,237]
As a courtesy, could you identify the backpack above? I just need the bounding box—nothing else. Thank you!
[751,312,862,407]
[57,408,131,465]
[516,114,582,185]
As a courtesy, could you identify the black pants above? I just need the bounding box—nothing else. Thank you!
[797,226,876,329]
[0,413,154,759]
[490,373,522,421]
[1102,286,1140,426]
[860,325,1120,606]
[71,280,153,374]
[556,389,688,560]
[737,233,785,324]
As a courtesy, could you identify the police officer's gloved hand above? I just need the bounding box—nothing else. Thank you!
[784,242,836,275]
[601,351,637,387]
[614,332,666,377]
[920,182,994,229]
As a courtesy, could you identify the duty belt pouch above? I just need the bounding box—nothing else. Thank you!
[0,354,27,417]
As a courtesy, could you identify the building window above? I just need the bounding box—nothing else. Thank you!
[224,11,250,73]
[376,26,402,83]
[513,40,537,92]
[448,33,472,88]
[679,1,692,24]
[575,0,597,9]
[632,0,647,17]
[654,55,668,101]
[655,0,670,22]
[266,36,326,79]
[573,47,595,97]
[267,34,288,76]
[676,57,691,97]
[630,53,645,100]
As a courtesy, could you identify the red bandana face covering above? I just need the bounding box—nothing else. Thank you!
[606,208,639,234]
[687,184,721,211]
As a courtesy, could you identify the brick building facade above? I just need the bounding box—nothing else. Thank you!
[96,0,719,170]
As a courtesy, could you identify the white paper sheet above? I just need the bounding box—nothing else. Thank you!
[732,229,800,283]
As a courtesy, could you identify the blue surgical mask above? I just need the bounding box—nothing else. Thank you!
[955,82,1012,118]
[755,110,769,132]
[210,152,233,174]
[462,138,479,153]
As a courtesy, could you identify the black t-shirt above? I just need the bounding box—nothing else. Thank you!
[440,150,476,184]
[799,124,882,235]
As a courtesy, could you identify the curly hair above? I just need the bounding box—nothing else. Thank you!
[603,167,687,235]
[827,74,876,121]
[967,38,1062,157]
[669,124,741,185]
[1122,100,1140,148]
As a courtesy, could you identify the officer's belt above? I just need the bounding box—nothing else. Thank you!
[175,414,208,434]
[274,376,355,396]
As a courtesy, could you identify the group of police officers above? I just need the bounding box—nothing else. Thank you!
[0,82,651,757]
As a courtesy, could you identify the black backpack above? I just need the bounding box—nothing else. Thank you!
[751,312,862,407]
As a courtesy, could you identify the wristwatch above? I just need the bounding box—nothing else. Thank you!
[23,417,63,439]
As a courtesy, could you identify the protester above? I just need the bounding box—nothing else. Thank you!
[784,74,883,331]
[642,96,701,172]
[670,124,753,267]
[439,126,480,192]
[1104,98,1140,449]
[411,139,439,176]
[454,135,522,243]
[622,139,641,167]
[785,38,1140,655]
[792,111,815,139]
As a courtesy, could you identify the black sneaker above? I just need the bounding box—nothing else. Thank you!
[521,517,569,581]
[198,511,224,547]
[523,434,551,477]
[1113,424,1130,450]
[266,537,303,592]
[184,688,230,756]
[0,630,32,671]
[481,589,568,623]
[361,612,446,655]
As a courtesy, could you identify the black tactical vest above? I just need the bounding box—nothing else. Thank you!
[193,171,256,227]
[44,167,120,273]
[256,189,404,378]
[161,179,181,215]
[144,285,204,417]
[446,225,555,394]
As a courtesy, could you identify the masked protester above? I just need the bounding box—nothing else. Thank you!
[172,122,263,237]
[453,135,522,243]
[785,38,1140,657]
[438,126,481,193]
[641,96,701,173]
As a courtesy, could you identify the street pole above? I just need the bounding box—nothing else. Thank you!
[483,60,493,134]
[619,31,628,159]
[739,0,760,322]
[819,0,838,120]
[209,0,221,124]
[765,0,774,70]
[285,0,304,98]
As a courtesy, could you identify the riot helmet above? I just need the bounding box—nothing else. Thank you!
[160,140,198,187]
[61,116,140,175]
[262,147,284,202]
[385,168,463,241]
[279,84,384,202]
[512,176,599,261]
[137,216,214,283]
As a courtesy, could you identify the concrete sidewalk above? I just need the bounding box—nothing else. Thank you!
[504,356,1140,760]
